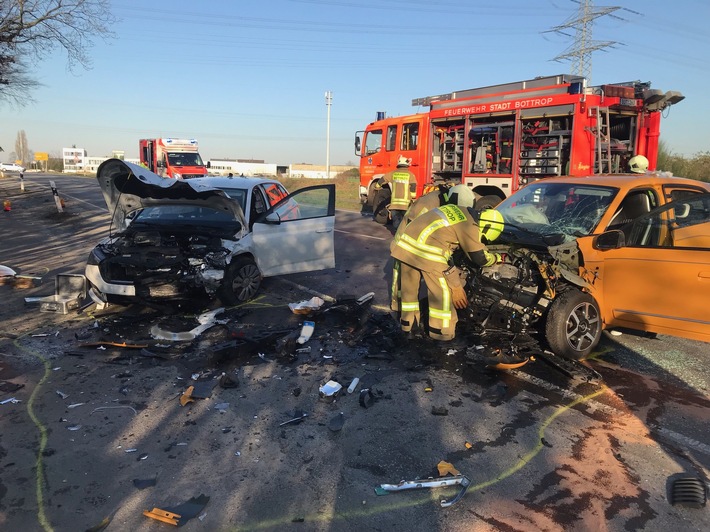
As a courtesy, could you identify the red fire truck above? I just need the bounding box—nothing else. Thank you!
[355,74,684,220]
[139,138,209,179]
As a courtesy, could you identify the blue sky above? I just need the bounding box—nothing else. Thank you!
[2,0,708,166]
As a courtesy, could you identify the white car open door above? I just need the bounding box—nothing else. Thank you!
[251,184,336,277]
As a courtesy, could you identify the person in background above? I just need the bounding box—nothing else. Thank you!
[377,155,416,230]
[628,155,649,174]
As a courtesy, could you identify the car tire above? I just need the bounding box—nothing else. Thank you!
[373,189,391,225]
[545,289,602,360]
[475,195,502,211]
[219,257,262,305]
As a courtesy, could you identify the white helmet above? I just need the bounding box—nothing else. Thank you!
[629,155,649,174]
[445,184,476,209]
[396,155,411,167]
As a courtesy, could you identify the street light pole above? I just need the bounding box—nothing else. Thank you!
[325,90,332,179]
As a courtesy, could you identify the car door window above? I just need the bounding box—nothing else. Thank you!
[270,185,335,222]
[606,189,658,237]
[627,194,710,248]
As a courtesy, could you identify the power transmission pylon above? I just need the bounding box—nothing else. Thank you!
[546,0,630,82]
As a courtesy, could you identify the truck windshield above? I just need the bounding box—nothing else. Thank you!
[167,152,204,167]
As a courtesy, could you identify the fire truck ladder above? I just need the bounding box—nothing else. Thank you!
[593,107,612,174]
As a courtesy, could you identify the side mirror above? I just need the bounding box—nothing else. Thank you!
[206,161,211,169]
[157,160,165,168]
[355,137,361,154]
[593,230,625,250]
[263,212,281,224]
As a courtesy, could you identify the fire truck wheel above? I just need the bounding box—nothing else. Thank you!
[545,289,602,360]
[475,195,502,212]
[219,257,262,305]
[373,189,391,225]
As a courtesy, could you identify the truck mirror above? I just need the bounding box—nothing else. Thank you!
[206,161,211,168]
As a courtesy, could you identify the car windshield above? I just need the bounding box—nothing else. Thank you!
[214,187,248,213]
[496,183,618,243]
[167,152,204,167]
[131,205,239,228]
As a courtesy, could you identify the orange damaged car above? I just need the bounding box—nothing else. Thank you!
[457,174,710,360]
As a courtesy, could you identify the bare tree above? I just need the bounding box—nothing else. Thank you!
[15,129,30,165]
[0,0,116,106]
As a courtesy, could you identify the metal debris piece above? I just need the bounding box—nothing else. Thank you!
[150,308,227,341]
[67,403,85,409]
[67,425,82,431]
[375,475,471,507]
[214,402,229,413]
[0,397,21,405]
[125,448,138,453]
[91,405,137,415]
[279,411,307,427]
[56,390,69,399]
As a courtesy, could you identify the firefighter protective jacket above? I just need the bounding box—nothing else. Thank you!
[380,167,416,211]
[391,204,491,273]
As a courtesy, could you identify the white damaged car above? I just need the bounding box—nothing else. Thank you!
[85,159,335,305]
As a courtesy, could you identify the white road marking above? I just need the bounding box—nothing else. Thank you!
[334,229,387,241]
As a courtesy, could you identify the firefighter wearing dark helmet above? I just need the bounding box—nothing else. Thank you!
[378,155,416,229]
[390,206,505,341]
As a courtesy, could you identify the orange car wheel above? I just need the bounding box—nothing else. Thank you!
[545,289,601,360]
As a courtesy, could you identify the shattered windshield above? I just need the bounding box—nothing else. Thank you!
[496,183,618,243]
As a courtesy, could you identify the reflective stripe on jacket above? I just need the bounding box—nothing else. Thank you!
[391,204,484,273]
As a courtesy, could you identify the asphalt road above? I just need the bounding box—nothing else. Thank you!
[1,173,709,532]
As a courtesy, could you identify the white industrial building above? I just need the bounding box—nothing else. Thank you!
[62,149,355,178]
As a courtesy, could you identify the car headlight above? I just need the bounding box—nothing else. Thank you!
[173,172,182,179]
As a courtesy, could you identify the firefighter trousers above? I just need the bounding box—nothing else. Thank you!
[398,261,457,341]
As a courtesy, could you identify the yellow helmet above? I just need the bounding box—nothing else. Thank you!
[478,208,505,242]
[629,155,649,174]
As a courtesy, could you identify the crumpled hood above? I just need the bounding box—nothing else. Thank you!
[96,159,247,231]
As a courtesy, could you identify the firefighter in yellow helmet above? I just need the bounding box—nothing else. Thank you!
[378,155,416,229]
[390,184,479,311]
[390,206,505,341]
[628,154,649,174]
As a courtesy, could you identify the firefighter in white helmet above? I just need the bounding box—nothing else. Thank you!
[628,155,649,174]
[377,155,416,230]
[390,206,505,341]
[390,184,480,311]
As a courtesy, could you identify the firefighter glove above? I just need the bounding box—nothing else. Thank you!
[452,286,468,309]
[483,251,502,267]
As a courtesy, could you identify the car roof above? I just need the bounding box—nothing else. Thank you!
[522,173,710,191]
[198,176,283,190]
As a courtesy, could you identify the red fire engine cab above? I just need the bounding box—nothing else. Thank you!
[139,138,209,179]
[355,74,684,217]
